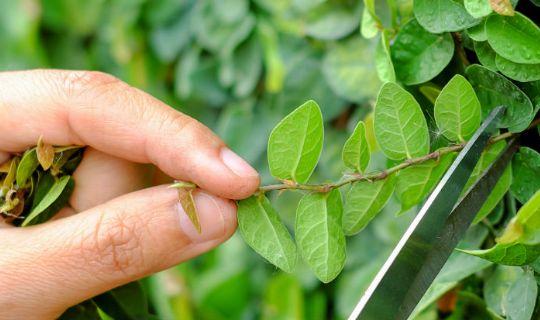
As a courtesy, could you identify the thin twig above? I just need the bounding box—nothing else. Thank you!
[258,119,539,194]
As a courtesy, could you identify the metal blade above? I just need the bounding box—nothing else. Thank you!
[349,106,512,320]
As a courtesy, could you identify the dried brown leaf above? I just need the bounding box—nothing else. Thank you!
[490,0,515,16]
[171,181,201,233]
[37,136,55,170]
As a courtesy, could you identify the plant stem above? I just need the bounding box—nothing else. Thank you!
[258,119,539,194]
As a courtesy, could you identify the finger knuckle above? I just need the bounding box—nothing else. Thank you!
[60,70,120,99]
[82,210,145,276]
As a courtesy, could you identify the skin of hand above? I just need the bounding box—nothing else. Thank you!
[0,70,260,319]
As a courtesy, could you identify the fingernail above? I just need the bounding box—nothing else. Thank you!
[220,147,258,178]
[178,191,226,243]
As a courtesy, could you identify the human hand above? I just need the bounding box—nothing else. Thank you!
[0,70,259,319]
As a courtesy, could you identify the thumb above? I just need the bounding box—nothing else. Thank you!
[0,186,236,318]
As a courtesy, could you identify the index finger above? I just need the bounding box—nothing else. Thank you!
[0,70,259,199]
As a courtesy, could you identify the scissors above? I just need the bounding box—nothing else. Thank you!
[349,106,519,320]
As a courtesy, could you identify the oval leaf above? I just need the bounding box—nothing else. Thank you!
[343,175,396,235]
[374,82,430,160]
[434,75,482,142]
[237,196,297,273]
[466,64,534,132]
[494,54,540,82]
[296,189,346,283]
[267,100,323,183]
[414,0,480,33]
[342,121,370,173]
[391,19,455,85]
[486,13,540,64]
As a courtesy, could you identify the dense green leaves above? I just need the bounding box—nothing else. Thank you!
[322,37,380,102]
[434,75,482,142]
[267,100,323,183]
[395,153,455,213]
[511,147,540,204]
[486,13,540,64]
[296,190,346,283]
[343,175,396,235]
[237,196,297,273]
[391,19,454,85]
[466,64,534,132]
[414,0,480,33]
[342,121,370,173]
[374,82,430,160]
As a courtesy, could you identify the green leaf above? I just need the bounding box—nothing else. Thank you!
[466,64,534,132]
[305,2,362,40]
[360,7,378,39]
[467,22,487,41]
[505,268,537,320]
[391,19,455,85]
[262,274,304,320]
[322,36,380,102]
[464,0,492,18]
[374,30,396,83]
[396,153,455,213]
[296,189,346,283]
[474,41,498,71]
[495,54,540,82]
[511,147,540,204]
[414,0,480,33]
[342,121,370,173]
[343,175,396,235]
[267,100,323,183]
[16,148,38,187]
[237,196,297,273]
[22,175,74,226]
[484,265,537,320]
[374,82,430,160]
[434,75,482,142]
[484,265,524,318]
[485,13,540,64]
[460,243,540,265]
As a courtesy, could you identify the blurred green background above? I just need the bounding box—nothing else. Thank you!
[0,0,421,318]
